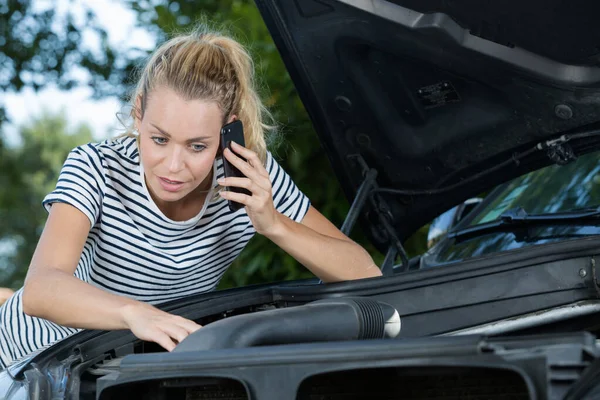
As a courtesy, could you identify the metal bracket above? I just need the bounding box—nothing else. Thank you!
[547,142,576,165]
[591,257,600,297]
[343,155,410,274]
[380,245,398,275]
[340,167,378,236]
[536,134,576,165]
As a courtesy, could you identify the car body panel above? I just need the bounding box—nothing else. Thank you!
[255,0,600,242]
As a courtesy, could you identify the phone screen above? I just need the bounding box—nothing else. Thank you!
[220,120,251,211]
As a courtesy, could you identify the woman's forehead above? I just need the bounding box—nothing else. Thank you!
[144,87,223,139]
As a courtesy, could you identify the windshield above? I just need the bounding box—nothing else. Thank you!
[429,150,600,264]
[471,151,600,224]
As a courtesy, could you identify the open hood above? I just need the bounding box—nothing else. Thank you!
[255,0,600,246]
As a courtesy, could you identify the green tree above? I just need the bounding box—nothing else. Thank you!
[0,0,134,98]
[0,112,93,288]
[0,1,134,288]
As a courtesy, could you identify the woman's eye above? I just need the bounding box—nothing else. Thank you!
[151,137,168,145]
[191,144,206,152]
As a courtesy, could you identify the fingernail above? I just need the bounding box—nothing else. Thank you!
[217,178,225,184]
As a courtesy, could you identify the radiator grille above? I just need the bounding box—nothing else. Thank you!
[297,367,531,400]
[99,377,248,400]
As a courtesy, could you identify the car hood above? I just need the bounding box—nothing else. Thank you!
[255,0,600,244]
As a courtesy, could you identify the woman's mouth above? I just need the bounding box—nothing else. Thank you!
[158,176,185,192]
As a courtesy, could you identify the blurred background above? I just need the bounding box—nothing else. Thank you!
[0,0,428,291]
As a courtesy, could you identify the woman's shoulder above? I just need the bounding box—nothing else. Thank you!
[69,136,140,169]
[97,136,139,162]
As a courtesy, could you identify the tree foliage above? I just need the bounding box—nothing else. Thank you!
[0,0,134,98]
[0,112,93,287]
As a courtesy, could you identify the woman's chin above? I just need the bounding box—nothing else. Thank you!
[148,182,188,204]
[156,190,188,203]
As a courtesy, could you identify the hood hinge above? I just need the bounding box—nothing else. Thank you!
[344,154,409,274]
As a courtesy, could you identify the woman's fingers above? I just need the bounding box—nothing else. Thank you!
[220,176,253,190]
[175,316,202,334]
[229,141,269,174]
[218,176,271,196]
[151,329,178,352]
[162,322,191,344]
[123,303,202,352]
[219,189,252,207]
[222,144,272,193]
[153,316,201,351]
[223,148,260,181]
[223,144,270,181]
[220,144,278,233]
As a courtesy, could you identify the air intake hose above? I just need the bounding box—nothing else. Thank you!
[174,297,401,352]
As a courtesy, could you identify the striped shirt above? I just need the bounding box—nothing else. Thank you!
[0,136,310,367]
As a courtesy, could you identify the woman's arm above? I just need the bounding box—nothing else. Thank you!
[0,288,14,307]
[265,206,382,282]
[219,142,382,283]
[22,203,200,351]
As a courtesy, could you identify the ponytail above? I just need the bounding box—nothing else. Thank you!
[204,34,273,164]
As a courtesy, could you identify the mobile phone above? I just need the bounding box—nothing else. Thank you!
[219,120,251,212]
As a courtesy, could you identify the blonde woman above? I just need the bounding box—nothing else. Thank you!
[0,25,381,368]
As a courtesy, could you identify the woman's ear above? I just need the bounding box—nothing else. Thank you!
[227,114,237,124]
[134,95,144,131]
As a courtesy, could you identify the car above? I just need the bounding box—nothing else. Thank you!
[424,150,600,269]
[4,0,600,399]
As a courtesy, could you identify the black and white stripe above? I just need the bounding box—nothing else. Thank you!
[0,137,310,367]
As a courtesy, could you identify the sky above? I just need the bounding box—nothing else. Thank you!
[3,0,155,145]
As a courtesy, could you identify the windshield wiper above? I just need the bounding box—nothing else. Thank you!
[448,206,600,243]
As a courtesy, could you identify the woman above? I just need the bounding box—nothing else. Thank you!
[0,25,381,368]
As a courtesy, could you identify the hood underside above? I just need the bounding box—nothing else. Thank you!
[256,0,600,245]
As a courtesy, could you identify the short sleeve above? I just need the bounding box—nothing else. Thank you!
[42,145,105,227]
[267,151,311,223]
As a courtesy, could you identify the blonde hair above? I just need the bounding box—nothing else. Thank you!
[124,24,274,164]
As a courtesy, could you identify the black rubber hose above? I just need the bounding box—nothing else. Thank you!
[174,297,401,352]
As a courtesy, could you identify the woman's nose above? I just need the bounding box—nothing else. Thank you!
[167,147,185,173]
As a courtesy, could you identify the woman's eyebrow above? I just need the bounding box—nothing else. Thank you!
[150,123,213,142]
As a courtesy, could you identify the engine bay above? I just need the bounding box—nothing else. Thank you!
[9,245,600,400]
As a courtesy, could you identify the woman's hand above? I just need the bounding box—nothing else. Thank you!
[120,302,201,352]
[218,142,281,235]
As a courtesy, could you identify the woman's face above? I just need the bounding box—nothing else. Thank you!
[136,86,223,206]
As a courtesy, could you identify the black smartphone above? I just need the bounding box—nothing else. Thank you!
[219,120,251,211]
